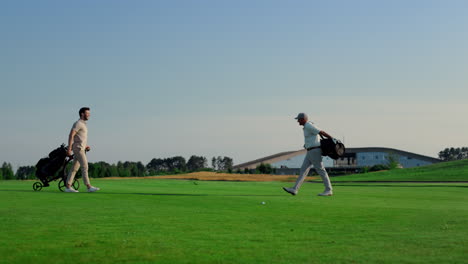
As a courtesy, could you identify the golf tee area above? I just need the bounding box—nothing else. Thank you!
[1,160,467,264]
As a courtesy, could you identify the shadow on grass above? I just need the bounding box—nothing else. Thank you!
[126,193,284,197]
[331,184,468,188]
[0,189,284,197]
[1,182,467,196]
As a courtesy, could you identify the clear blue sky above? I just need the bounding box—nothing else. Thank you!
[1,0,467,168]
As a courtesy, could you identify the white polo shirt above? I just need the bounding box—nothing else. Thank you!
[71,119,88,149]
[303,122,321,148]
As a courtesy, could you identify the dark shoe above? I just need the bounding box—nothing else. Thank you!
[282,187,297,196]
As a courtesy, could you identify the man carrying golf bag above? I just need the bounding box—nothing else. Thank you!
[283,113,334,196]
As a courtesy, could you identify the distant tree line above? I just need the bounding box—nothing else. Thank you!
[1,155,234,180]
[211,156,234,172]
[1,162,15,180]
[438,147,468,161]
[5,146,464,180]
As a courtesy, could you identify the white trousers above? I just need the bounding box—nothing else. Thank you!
[293,148,333,192]
[66,147,90,186]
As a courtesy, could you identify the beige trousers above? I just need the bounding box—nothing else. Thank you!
[293,148,333,192]
[66,147,90,186]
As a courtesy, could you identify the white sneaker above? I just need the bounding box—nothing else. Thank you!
[87,186,100,192]
[318,191,333,196]
[282,187,297,196]
[65,187,79,193]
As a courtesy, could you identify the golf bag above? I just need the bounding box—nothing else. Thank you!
[320,135,345,160]
[35,144,68,185]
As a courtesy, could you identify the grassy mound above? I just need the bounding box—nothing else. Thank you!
[105,171,317,182]
[331,159,468,182]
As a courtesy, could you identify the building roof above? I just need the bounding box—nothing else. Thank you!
[233,147,441,169]
[233,150,306,170]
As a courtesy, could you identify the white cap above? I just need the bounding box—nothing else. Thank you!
[294,113,308,120]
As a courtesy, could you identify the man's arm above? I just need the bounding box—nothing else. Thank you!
[319,130,333,139]
[67,129,76,156]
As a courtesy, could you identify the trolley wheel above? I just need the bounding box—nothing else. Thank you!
[73,179,80,191]
[58,179,80,192]
[33,182,43,191]
[58,179,66,192]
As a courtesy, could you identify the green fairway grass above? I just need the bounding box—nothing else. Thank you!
[1,179,467,264]
[330,159,468,182]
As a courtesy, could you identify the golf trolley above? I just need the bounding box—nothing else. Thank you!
[33,144,80,192]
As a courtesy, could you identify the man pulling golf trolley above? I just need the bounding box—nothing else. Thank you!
[33,107,100,193]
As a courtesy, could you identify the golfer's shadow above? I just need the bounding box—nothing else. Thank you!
[124,192,284,197]
[0,190,284,196]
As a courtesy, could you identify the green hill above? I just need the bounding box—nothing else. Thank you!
[329,159,468,182]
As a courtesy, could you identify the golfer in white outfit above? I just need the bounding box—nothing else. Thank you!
[65,107,100,193]
[283,113,333,196]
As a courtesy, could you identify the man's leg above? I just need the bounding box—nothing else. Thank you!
[66,158,81,188]
[310,149,333,193]
[74,148,101,192]
[291,152,313,192]
[73,148,91,187]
